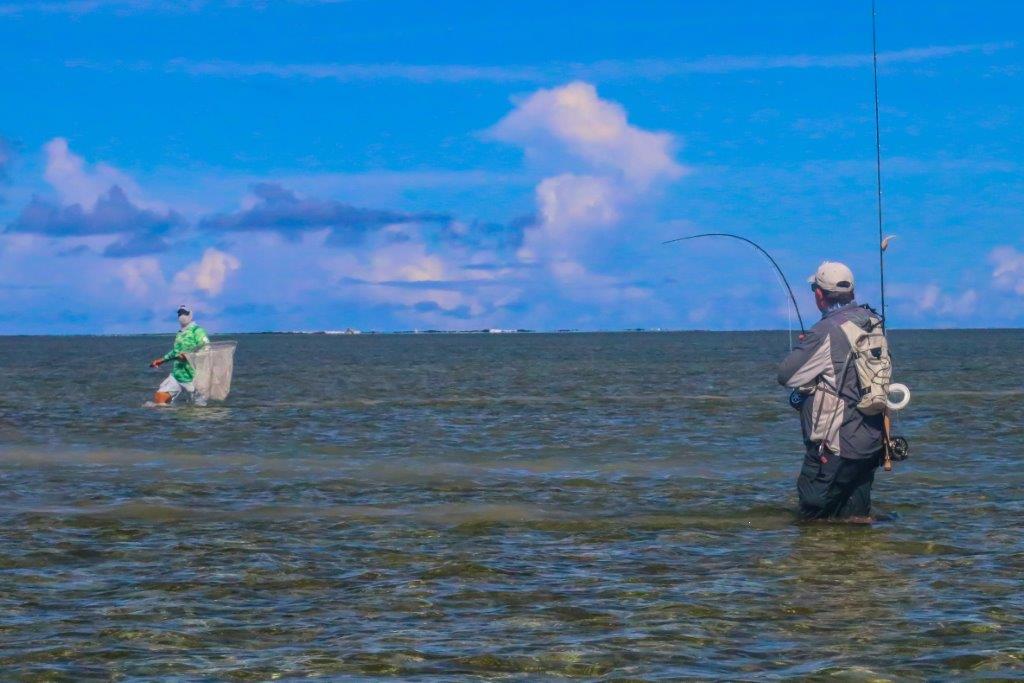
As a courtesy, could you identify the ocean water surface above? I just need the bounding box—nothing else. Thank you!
[0,331,1022,679]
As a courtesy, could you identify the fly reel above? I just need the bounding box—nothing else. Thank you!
[888,435,909,461]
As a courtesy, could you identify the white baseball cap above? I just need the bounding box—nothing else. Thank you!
[807,261,855,293]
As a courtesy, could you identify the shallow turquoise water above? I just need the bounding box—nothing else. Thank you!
[0,331,1021,679]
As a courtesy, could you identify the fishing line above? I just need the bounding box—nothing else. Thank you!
[786,282,793,349]
[769,263,794,349]
[663,232,806,335]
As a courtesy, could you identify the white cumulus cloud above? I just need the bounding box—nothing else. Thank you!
[117,257,165,298]
[918,284,978,317]
[519,174,621,262]
[318,227,516,324]
[173,248,241,296]
[489,81,684,187]
[491,81,685,299]
[990,246,1024,295]
[42,137,157,211]
[536,174,621,229]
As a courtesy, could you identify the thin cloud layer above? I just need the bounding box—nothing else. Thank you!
[143,42,1016,85]
[316,224,522,325]
[0,0,261,16]
[2,0,348,14]
[199,182,449,243]
[0,137,10,206]
[165,59,547,84]
[990,245,1024,295]
[0,137,11,181]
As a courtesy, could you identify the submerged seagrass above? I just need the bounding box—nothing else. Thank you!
[0,331,1021,678]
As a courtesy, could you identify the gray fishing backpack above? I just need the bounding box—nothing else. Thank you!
[839,313,891,415]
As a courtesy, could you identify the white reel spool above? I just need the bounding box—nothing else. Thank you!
[886,382,911,411]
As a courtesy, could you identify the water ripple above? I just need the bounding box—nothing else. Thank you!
[0,331,1021,678]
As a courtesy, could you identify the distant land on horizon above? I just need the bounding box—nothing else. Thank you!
[1,327,1021,339]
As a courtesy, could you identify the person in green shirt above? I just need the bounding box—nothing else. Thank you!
[149,305,210,405]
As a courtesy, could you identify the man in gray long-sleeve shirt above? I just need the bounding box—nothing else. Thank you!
[777,261,884,521]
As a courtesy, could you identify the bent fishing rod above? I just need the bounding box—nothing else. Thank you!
[663,232,806,335]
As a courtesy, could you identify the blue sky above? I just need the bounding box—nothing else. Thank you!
[0,0,1021,333]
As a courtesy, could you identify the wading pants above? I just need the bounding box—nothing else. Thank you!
[797,446,880,520]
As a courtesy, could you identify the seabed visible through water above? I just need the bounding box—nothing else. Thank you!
[0,331,1021,678]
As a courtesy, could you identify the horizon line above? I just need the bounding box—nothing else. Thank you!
[0,326,1020,338]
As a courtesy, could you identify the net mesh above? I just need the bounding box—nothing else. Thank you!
[188,341,237,402]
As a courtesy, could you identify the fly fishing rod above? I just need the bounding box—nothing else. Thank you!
[663,232,806,335]
[871,0,912,470]
[871,0,888,329]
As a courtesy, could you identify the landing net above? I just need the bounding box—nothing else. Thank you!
[188,341,237,402]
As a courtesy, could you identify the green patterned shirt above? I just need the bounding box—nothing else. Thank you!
[162,323,210,382]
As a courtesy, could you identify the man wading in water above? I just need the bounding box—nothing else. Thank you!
[150,305,210,405]
[777,262,885,522]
